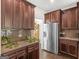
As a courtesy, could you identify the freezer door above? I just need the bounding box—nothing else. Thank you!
[51,23,59,54]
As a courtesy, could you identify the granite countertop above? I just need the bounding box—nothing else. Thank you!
[1,41,39,54]
[60,37,79,42]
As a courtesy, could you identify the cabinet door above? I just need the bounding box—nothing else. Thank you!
[44,13,51,23]
[12,0,20,29]
[70,8,77,29]
[28,52,34,59]
[62,8,77,29]
[2,0,13,28]
[28,5,35,29]
[68,45,77,57]
[77,2,79,29]
[60,43,68,53]
[17,50,26,59]
[62,11,68,29]
[23,2,28,29]
[1,0,5,28]
[68,40,78,58]
[51,11,60,23]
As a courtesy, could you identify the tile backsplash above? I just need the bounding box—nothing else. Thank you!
[62,30,79,38]
[1,29,32,42]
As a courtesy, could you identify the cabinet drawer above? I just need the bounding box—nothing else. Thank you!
[67,40,77,46]
[28,44,35,53]
[28,47,34,53]
[17,50,26,55]
[60,39,67,44]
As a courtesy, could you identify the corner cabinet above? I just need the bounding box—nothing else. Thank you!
[59,39,78,58]
[1,0,35,29]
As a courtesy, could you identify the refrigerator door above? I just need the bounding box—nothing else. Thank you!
[43,24,51,50]
[51,23,59,54]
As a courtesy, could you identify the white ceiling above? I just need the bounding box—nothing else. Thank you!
[27,0,78,11]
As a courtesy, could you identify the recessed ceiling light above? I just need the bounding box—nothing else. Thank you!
[50,0,54,3]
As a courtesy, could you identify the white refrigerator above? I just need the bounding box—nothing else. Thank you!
[43,23,59,54]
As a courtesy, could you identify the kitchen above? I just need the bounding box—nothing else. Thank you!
[1,0,79,59]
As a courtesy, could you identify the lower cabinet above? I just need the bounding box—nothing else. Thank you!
[28,43,39,59]
[59,39,78,58]
[17,49,26,59]
[2,42,39,59]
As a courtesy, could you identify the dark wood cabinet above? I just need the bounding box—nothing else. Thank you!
[28,5,35,29]
[77,2,79,29]
[78,44,79,59]
[1,0,5,29]
[2,42,39,59]
[59,39,78,58]
[28,43,39,59]
[1,0,35,29]
[51,10,61,23]
[22,2,28,29]
[44,10,62,31]
[44,10,61,23]
[62,7,77,29]
[44,13,51,23]
[12,0,22,29]
[17,50,26,59]
[1,0,13,29]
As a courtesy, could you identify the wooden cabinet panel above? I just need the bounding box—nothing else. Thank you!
[1,0,35,29]
[45,10,61,23]
[1,0,5,28]
[28,5,35,29]
[17,51,26,59]
[78,44,79,59]
[51,10,61,23]
[59,39,78,58]
[44,13,51,23]
[22,2,28,29]
[12,0,20,29]
[28,43,39,59]
[62,7,77,29]
[22,2,35,29]
[1,0,13,29]
[2,42,39,59]
[77,2,79,29]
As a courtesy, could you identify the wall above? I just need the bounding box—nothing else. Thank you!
[34,7,45,48]
[35,7,45,19]
[62,30,79,38]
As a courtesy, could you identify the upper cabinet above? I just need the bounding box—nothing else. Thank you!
[13,0,21,29]
[1,0,13,29]
[44,10,61,23]
[44,10,62,31]
[51,10,61,23]
[23,2,35,29]
[62,7,77,29]
[77,2,79,29]
[1,0,35,29]
[44,13,51,23]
